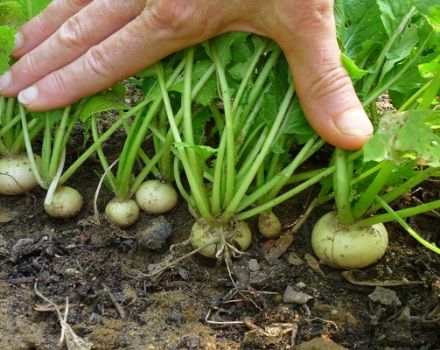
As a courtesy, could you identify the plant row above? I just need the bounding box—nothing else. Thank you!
[0,0,439,269]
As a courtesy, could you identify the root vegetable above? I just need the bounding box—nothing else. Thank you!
[311,211,388,270]
[105,198,140,228]
[135,180,178,214]
[44,186,83,218]
[258,210,282,238]
[0,154,39,195]
[190,218,252,258]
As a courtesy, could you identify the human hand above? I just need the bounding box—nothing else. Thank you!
[0,0,373,150]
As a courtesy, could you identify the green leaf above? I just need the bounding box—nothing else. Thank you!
[174,142,217,163]
[208,32,250,67]
[283,100,314,140]
[364,110,440,166]
[341,53,368,79]
[170,59,217,106]
[192,107,212,144]
[416,0,440,31]
[338,0,386,61]
[0,25,15,74]
[16,0,51,19]
[377,0,416,36]
[0,1,25,26]
[78,94,127,122]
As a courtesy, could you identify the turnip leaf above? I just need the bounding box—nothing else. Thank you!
[364,110,440,166]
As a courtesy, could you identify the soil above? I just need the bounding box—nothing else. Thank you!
[1,119,439,349]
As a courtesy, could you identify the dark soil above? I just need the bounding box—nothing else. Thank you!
[0,129,439,349]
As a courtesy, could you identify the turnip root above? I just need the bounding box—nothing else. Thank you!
[135,180,178,214]
[105,198,140,228]
[0,154,39,195]
[258,210,282,238]
[44,186,83,218]
[311,211,388,270]
[190,218,252,258]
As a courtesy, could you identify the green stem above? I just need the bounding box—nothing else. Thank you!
[3,98,15,149]
[212,45,235,206]
[418,68,440,110]
[48,107,70,180]
[61,99,151,183]
[334,148,353,224]
[363,31,433,107]
[41,114,52,180]
[173,158,194,208]
[368,166,437,214]
[362,7,416,96]
[220,87,294,221]
[156,64,211,219]
[19,105,45,189]
[238,136,319,211]
[352,160,394,219]
[354,198,440,228]
[398,80,431,112]
[235,48,281,129]
[117,99,160,198]
[91,115,116,192]
[232,38,268,112]
[237,166,335,220]
[376,196,440,254]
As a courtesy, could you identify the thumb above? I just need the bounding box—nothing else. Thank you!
[271,4,373,150]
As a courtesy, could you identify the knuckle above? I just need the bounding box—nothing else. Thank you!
[307,65,353,101]
[83,46,113,79]
[287,0,334,30]
[146,0,194,33]
[57,16,87,49]
[64,0,91,9]
[34,14,52,35]
[23,52,39,78]
[50,71,70,96]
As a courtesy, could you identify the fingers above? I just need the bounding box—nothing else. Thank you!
[267,1,373,150]
[16,2,225,110]
[13,0,93,57]
[1,0,145,96]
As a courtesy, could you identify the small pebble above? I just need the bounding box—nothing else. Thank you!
[283,285,313,305]
[385,266,393,275]
[248,259,261,272]
[295,281,306,289]
[368,286,401,306]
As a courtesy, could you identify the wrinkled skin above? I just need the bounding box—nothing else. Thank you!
[0,0,373,149]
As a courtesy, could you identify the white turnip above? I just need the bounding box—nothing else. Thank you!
[0,154,39,195]
[105,198,140,228]
[135,180,178,214]
[311,211,388,270]
[190,218,252,258]
[44,186,83,218]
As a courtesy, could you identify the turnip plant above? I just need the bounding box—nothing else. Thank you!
[154,34,328,259]
[311,0,440,269]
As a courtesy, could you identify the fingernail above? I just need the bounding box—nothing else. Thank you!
[14,32,24,51]
[0,71,12,90]
[18,86,38,104]
[335,110,374,136]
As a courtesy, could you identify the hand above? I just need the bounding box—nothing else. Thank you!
[0,0,373,150]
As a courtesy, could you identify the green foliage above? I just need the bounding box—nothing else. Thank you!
[364,110,440,166]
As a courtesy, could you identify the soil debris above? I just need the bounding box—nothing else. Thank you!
[283,286,313,305]
[368,286,401,306]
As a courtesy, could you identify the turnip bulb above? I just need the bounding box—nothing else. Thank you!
[135,179,178,214]
[190,218,252,258]
[311,211,388,270]
[105,198,140,228]
[0,154,39,195]
[258,210,282,239]
[44,186,83,218]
